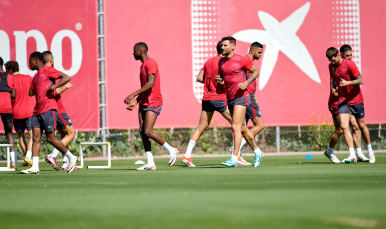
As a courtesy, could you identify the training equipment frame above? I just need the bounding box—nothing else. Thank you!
[0,144,18,171]
[77,142,111,169]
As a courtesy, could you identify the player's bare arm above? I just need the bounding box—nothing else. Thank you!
[47,72,71,93]
[11,89,16,99]
[196,70,205,83]
[239,65,260,90]
[339,75,363,87]
[28,88,35,97]
[124,73,155,104]
[330,80,338,97]
[55,83,73,95]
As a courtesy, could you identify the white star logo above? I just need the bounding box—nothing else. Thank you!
[233,2,320,90]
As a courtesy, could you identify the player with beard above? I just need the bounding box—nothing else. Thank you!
[42,51,78,171]
[125,42,178,170]
[214,36,263,167]
[326,47,375,164]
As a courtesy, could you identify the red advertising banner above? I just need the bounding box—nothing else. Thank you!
[0,0,99,131]
[105,0,386,129]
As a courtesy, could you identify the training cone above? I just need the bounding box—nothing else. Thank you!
[304,155,314,159]
[134,160,146,165]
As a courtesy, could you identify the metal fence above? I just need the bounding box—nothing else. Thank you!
[1,124,385,160]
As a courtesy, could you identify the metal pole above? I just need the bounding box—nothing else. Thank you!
[98,0,107,157]
[276,126,280,153]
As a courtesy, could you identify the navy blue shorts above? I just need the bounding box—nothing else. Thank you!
[202,99,228,113]
[57,113,73,130]
[143,105,163,117]
[0,113,13,126]
[14,117,32,132]
[338,102,365,119]
[227,95,250,111]
[31,110,58,133]
[245,94,262,120]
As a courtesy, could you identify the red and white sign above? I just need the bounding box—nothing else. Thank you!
[105,0,386,129]
[0,0,99,131]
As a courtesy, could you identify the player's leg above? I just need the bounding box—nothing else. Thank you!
[182,110,214,167]
[21,115,41,174]
[137,106,156,170]
[324,114,342,163]
[349,115,367,161]
[353,102,375,163]
[15,118,33,166]
[43,111,78,173]
[2,114,16,167]
[339,113,357,163]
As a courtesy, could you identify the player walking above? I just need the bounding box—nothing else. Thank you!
[324,45,368,163]
[214,36,263,167]
[182,41,233,167]
[231,42,265,165]
[125,42,178,170]
[0,57,16,167]
[42,51,78,171]
[4,60,34,166]
[21,52,78,174]
[326,47,375,163]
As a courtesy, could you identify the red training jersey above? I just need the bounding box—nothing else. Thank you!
[329,59,363,105]
[12,74,35,119]
[219,54,253,100]
[327,78,339,110]
[245,56,257,94]
[31,66,61,115]
[139,57,163,107]
[54,79,66,114]
[0,72,13,113]
[201,55,227,101]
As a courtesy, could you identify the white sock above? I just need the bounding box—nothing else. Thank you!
[10,151,15,163]
[254,148,262,155]
[162,141,175,154]
[50,148,60,158]
[64,150,75,160]
[31,156,39,170]
[349,148,356,157]
[239,138,247,157]
[356,148,363,157]
[185,139,196,158]
[26,151,32,158]
[366,144,374,154]
[231,155,238,161]
[62,155,69,166]
[146,151,155,165]
[327,147,334,155]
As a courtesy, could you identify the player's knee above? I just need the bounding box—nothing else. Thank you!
[32,135,41,142]
[231,124,241,133]
[143,129,154,138]
[336,128,343,135]
[357,122,367,131]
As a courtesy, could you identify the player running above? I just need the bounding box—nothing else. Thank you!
[0,57,16,167]
[42,51,78,171]
[125,42,178,170]
[326,47,375,164]
[4,60,34,167]
[231,42,265,165]
[214,36,263,167]
[182,41,233,167]
[324,44,368,163]
[21,52,78,174]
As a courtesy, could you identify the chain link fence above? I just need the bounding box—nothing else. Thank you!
[1,124,385,160]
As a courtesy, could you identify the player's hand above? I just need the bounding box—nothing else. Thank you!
[65,83,74,89]
[214,75,223,83]
[239,82,248,90]
[47,86,55,93]
[331,88,338,97]
[339,78,349,87]
[124,94,135,104]
[126,100,138,111]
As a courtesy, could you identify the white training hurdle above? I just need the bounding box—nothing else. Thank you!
[0,144,18,171]
[76,142,111,169]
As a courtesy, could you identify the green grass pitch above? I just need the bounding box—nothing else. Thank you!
[1,154,385,229]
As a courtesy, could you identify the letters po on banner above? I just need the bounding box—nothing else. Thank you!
[0,0,99,131]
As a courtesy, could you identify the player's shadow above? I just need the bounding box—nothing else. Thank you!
[298,162,334,164]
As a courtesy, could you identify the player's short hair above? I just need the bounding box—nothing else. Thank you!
[340,44,352,54]
[216,40,223,55]
[30,52,45,61]
[250,42,263,49]
[42,51,53,64]
[4,61,19,72]
[0,57,3,67]
[326,47,339,59]
[221,36,236,45]
[135,42,148,51]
